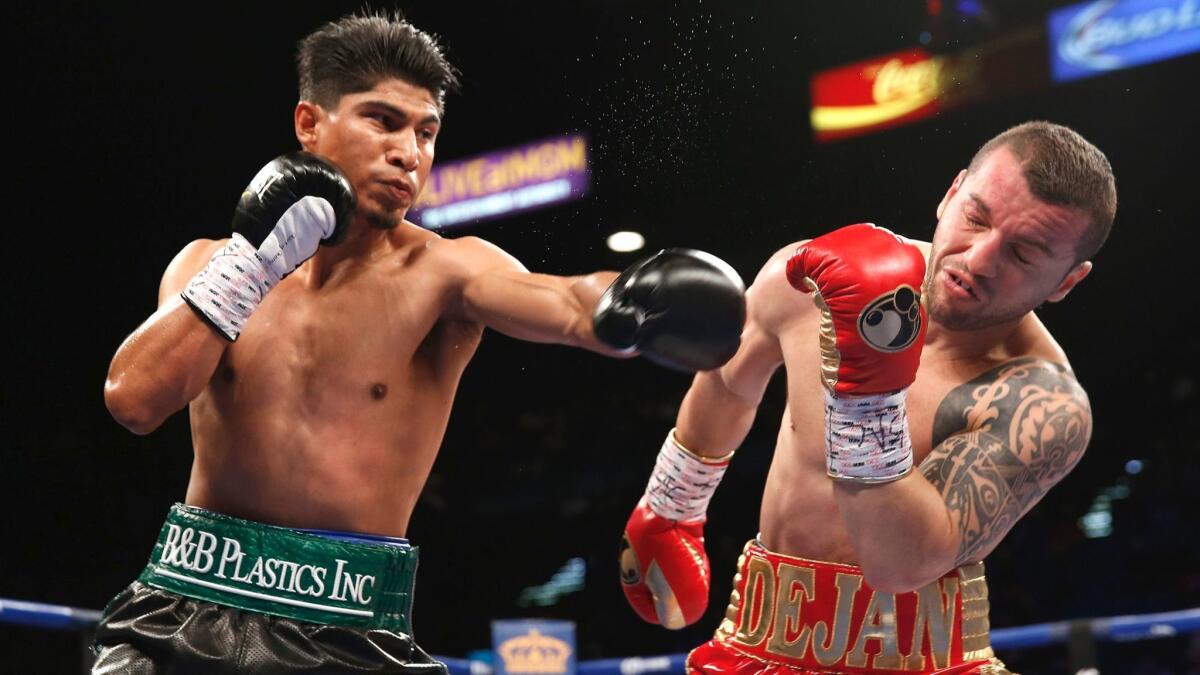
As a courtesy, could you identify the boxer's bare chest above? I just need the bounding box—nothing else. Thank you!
[185,247,483,531]
[200,249,479,428]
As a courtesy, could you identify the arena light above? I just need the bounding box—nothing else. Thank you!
[606,231,645,253]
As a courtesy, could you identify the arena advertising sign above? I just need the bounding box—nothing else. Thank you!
[809,29,1047,144]
[492,619,576,675]
[410,134,590,230]
[1049,0,1200,83]
[810,49,950,144]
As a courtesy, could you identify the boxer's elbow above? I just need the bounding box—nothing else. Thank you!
[104,377,167,435]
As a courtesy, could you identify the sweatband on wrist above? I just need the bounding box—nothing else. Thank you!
[643,429,734,522]
[181,234,278,341]
[824,389,914,483]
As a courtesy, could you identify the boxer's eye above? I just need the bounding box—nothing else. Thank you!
[366,112,394,129]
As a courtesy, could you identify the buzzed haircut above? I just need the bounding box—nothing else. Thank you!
[969,121,1117,262]
[297,10,461,115]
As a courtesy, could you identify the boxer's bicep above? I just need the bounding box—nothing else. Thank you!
[919,358,1092,565]
[674,255,787,454]
[450,237,617,349]
[675,322,781,456]
[713,292,784,403]
[709,243,804,399]
[441,236,528,321]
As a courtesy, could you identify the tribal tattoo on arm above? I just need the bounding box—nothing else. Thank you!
[921,357,1092,566]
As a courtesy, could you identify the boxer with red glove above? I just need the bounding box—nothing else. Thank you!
[619,429,733,629]
[786,223,927,483]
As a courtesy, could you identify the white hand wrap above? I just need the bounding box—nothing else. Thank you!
[181,196,336,341]
[824,389,914,483]
[644,429,733,523]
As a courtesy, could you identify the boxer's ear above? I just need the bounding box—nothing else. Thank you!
[1047,261,1091,303]
[295,101,322,150]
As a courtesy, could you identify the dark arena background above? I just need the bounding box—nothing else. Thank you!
[4,1,1198,673]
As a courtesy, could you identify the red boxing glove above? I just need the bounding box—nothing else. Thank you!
[620,500,710,629]
[619,430,732,629]
[786,223,927,396]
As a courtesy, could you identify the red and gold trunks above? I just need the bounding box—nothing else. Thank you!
[687,540,1010,674]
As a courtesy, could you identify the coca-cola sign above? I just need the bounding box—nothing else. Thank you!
[810,49,977,144]
[810,28,1049,144]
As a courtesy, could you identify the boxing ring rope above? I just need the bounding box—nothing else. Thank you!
[2,597,1197,674]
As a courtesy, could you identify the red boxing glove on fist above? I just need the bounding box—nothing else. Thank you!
[786,223,927,396]
[620,499,710,629]
[619,430,732,629]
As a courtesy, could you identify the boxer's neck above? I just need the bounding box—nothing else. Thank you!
[923,313,1029,363]
[302,219,417,286]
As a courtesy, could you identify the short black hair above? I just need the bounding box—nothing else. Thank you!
[297,10,460,114]
[968,121,1117,262]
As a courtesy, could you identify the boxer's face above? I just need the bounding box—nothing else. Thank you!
[296,77,440,229]
[925,146,1093,331]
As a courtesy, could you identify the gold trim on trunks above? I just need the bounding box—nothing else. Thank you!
[959,561,994,659]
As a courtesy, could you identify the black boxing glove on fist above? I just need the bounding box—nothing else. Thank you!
[594,249,746,372]
[183,152,356,341]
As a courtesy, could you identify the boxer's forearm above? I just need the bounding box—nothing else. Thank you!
[832,474,959,593]
[675,369,759,459]
[104,297,228,434]
[463,269,627,355]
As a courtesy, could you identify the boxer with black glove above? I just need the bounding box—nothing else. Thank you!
[99,15,757,672]
[182,152,355,341]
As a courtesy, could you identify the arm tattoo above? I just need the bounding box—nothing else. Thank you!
[922,357,1092,565]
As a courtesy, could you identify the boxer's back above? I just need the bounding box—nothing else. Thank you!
[182,225,483,537]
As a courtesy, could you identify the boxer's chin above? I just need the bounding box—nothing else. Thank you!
[927,293,1028,331]
[365,206,402,231]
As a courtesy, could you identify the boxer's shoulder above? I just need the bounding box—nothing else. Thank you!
[1006,311,1075,372]
[416,233,527,277]
[745,241,822,339]
[930,354,1089,448]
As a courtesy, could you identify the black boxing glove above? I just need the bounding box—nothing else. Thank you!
[183,152,356,341]
[594,249,746,371]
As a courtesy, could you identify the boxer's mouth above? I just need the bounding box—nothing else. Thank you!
[945,269,979,300]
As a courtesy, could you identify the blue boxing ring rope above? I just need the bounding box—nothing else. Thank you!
[3,596,1197,674]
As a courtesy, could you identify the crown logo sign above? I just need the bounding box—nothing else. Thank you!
[498,629,572,673]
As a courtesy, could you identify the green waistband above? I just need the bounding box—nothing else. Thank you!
[138,504,417,633]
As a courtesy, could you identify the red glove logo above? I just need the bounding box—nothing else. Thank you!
[618,535,641,585]
[858,284,922,353]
